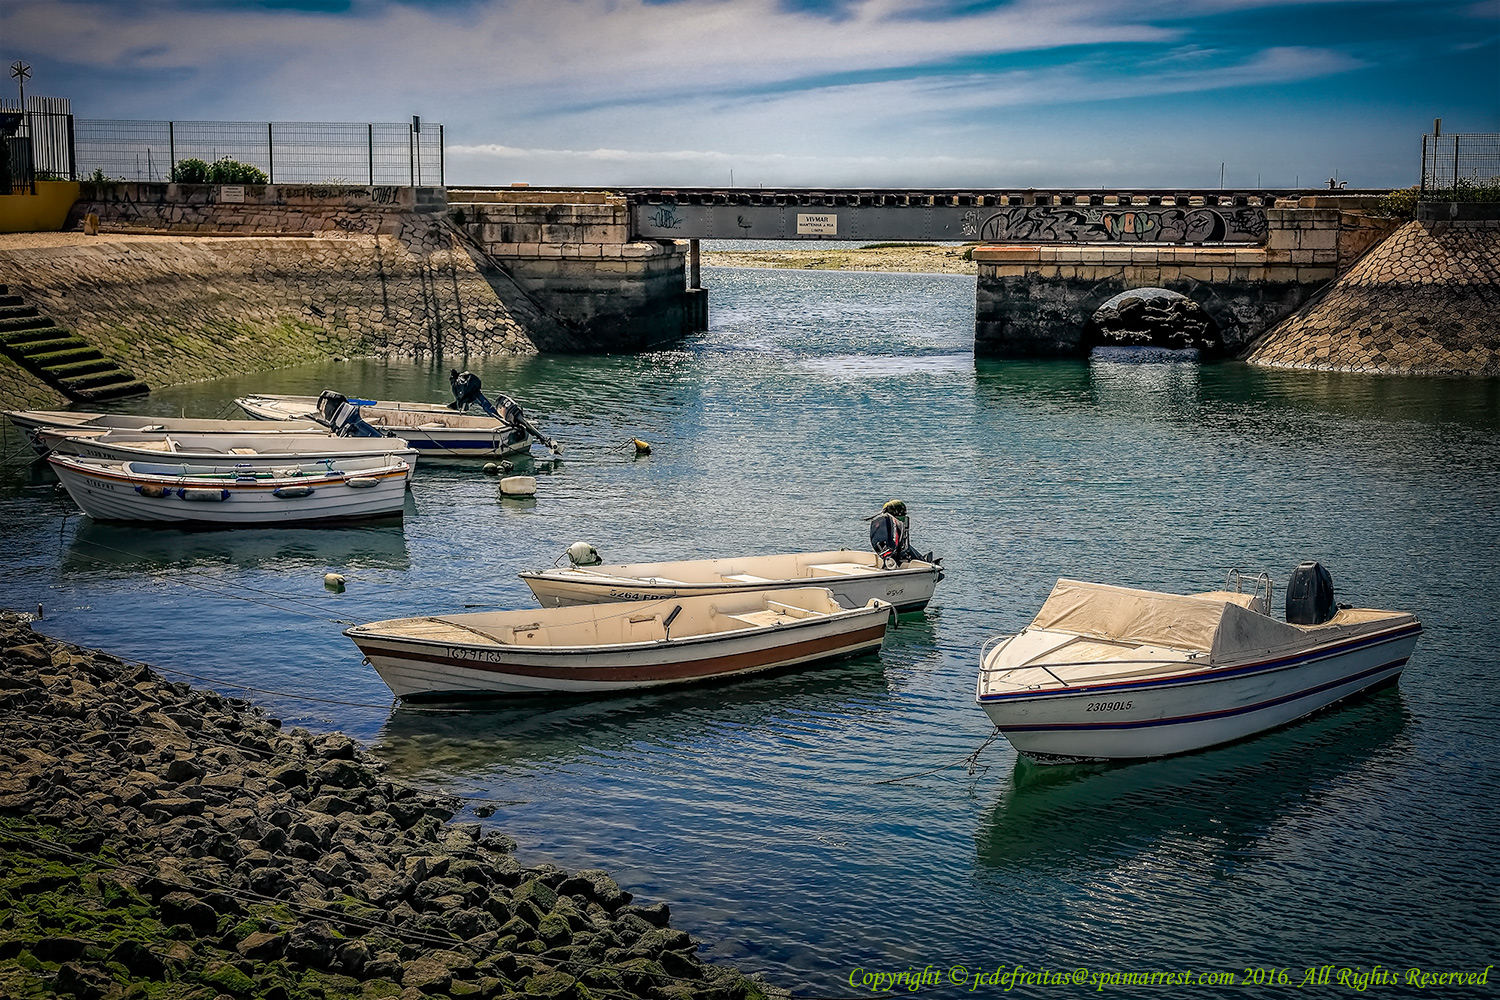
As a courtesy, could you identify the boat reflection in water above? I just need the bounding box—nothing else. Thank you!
[974,688,1410,874]
[63,518,412,575]
[370,652,897,790]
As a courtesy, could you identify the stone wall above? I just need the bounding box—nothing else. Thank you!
[971,204,1404,358]
[1244,218,1500,375]
[0,229,554,403]
[450,192,698,351]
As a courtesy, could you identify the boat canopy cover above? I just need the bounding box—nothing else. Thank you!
[1030,579,1301,658]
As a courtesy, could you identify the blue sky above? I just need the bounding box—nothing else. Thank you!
[2,0,1496,188]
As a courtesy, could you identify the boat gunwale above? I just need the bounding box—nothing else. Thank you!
[344,601,892,658]
[976,618,1423,703]
[48,455,411,489]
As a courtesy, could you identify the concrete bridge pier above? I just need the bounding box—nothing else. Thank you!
[448,190,709,352]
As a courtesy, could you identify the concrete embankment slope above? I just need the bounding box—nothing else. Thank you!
[1245,218,1500,376]
[0,611,777,1000]
[0,225,551,408]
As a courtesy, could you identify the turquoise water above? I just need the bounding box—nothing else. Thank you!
[4,265,1499,994]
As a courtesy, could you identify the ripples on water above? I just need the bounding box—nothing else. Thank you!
[3,265,1498,991]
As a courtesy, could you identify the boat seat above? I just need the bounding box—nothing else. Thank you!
[806,562,879,577]
[132,440,174,452]
[723,573,774,583]
[228,447,259,455]
[728,610,793,628]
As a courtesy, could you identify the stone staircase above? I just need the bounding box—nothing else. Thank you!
[0,285,149,402]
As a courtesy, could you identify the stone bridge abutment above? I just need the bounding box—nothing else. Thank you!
[972,199,1400,357]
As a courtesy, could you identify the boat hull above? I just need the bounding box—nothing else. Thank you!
[521,553,941,615]
[235,394,530,459]
[41,430,419,475]
[347,596,890,701]
[6,409,324,454]
[978,626,1420,763]
[49,456,410,526]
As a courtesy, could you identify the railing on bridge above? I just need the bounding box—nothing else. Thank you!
[1420,132,1500,199]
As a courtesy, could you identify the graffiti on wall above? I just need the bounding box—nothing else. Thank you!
[962,205,1267,244]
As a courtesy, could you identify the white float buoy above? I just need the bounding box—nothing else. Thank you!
[324,573,347,593]
[500,475,537,497]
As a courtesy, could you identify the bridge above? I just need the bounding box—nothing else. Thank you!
[444,186,1400,356]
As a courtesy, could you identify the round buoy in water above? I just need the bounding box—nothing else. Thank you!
[324,573,346,593]
[500,475,537,497]
[633,438,652,455]
[482,463,500,476]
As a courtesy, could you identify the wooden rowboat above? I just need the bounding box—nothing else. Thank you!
[345,587,892,701]
[520,549,942,615]
[49,453,411,526]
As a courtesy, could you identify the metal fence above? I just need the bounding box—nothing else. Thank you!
[1421,132,1500,197]
[0,97,77,192]
[74,118,444,185]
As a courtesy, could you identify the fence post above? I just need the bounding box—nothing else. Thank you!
[66,114,76,181]
[409,122,415,187]
[168,121,175,180]
[439,124,444,187]
[267,122,274,183]
[368,123,374,185]
[1453,135,1460,195]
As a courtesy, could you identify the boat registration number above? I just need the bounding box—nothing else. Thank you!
[1085,701,1133,712]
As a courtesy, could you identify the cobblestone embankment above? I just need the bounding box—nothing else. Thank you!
[0,611,778,1000]
[1244,219,1500,375]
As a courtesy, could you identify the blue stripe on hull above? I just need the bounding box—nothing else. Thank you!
[994,656,1408,735]
[978,622,1421,704]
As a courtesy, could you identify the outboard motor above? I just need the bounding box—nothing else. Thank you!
[870,500,916,568]
[449,369,497,416]
[314,390,385,438]
[449,370,563,453]
[1285,561,1336,625]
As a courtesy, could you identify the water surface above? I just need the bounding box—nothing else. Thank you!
[3,265,1497,993]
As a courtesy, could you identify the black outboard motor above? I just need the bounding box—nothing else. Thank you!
[448,370,562,453]
[870,500,917,568]
[448,369,498,417]
[1285,561,1336,625]
[314,390,386,438]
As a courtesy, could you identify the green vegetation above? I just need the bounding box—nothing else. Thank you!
[858,242,937,250]
[1378,178,1500,218]
[88,167,114,185]
[169,157,269,185]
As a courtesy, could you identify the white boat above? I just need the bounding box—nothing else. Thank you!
[519,548,943,615]
[49,453,411,526]
[976,566,1421,764]
[5,409,325,454]
[235,392,544,460]
[345,587,892,702]
[39,428,419,475]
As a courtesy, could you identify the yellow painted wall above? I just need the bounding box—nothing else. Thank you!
[0,180,81,233]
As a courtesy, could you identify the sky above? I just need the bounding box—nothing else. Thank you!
[1,0,1496,189]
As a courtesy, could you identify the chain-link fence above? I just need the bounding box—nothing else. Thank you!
[74,119,445,185]
[1421,133,1500,198]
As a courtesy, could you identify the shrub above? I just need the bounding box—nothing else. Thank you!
[88,167,113,184]
[205,157,268,184]
[1375,186,1419,219]
[170,157,267,184]
[170,158,210,183]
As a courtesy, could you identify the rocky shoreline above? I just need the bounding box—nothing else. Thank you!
[0,611,781,1000]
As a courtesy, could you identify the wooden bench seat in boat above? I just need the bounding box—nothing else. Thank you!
[805,562,880,577]
[723,573,775,583]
